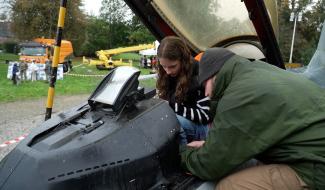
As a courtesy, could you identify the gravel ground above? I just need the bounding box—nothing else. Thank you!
[0,94,89,160]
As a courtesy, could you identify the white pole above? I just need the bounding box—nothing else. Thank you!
[289,14,297,63]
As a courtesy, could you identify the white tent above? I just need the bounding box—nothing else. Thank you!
[139,40,160,56]
[139,48,157,56]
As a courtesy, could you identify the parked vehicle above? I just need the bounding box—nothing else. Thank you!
[19,38,73,72]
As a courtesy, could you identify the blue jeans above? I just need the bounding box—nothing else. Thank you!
[176,115,208,145]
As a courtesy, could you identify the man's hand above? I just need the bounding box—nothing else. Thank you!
[187,141,205,148]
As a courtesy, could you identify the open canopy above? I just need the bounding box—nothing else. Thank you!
[125,0,284,68]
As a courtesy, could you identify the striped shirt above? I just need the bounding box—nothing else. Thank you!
[169,96,211,124]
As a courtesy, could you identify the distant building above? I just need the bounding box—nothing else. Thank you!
[0,21,14,43]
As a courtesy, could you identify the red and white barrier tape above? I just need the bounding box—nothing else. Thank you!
[0,134,27,148]
[64,73,157,80]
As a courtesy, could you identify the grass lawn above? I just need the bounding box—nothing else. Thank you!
[0,52,19,62]
[112,52,141,61]
[0,53,156,103]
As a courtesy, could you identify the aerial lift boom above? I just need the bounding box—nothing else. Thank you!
[83,43,155,69]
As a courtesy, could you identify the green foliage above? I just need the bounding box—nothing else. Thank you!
[100,0,154,48]
[127,28,155,44]
[10,0,86,56]
[100,0,130,23]
[277,0,325,65]
[107,22,130,48]
[0,52,19,62]
[81,4,155,56]
[64,0,87,56]
[80,17,111,56]
[127,16,156,45]
[100,0,130,49]
[0,13,7,21]
[2,41,18,53]
[80,16,132,55]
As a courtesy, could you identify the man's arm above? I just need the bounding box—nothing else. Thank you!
[180,115,268,181]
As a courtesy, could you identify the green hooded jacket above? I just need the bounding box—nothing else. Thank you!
[181,55,325,189]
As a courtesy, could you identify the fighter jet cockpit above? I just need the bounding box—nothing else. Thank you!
[0,66,185,190]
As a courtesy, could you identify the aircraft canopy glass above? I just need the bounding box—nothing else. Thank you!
[152,0,278,52]
[93,66,139,105]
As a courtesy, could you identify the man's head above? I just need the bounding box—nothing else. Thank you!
[199,48,235,96]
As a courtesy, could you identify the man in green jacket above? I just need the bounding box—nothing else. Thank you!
[181,48,325,189]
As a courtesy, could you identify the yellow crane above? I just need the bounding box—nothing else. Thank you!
[83,43,155,69]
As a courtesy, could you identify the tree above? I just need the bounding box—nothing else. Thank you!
[98,0,155,49]
[292,0,325,64]
[127,15,155,45]
[9,0,86,55]
[277,0,292,63]
[0,13,6,21]
[0,0,13,22]
[80,0,155,56]
[304,0,325,39]
[63,0,87,55]
[100,0,131,24]
[277,0,325,64]
[81,16,110,56]
[100,0,133,48]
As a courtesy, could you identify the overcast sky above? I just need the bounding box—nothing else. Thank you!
[83,0,102,16]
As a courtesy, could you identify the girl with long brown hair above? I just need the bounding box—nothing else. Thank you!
[156,36,210,145]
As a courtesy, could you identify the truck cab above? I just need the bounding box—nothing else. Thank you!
[19,41,50,64]
[19,38,74,72]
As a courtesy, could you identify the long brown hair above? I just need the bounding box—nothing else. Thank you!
[157,36,193,103]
